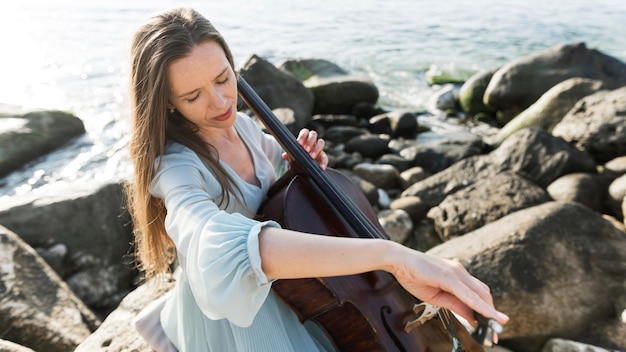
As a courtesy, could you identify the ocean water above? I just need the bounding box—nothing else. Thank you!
[1,0,625,199]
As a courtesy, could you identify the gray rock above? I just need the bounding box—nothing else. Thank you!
[74,277,175,352]
[344,134,390,159]
[353,163,399,190]
[0,107,85,177]
[369,109,419,139]
[541,338,611,352]
[280,58,379,115]
[428,172,551,240]
[546,173,609,212]
[0,225,100,352]
[491,128,597,188]
[484,42,626,123]
[377,209,412,244]
[428,201,626,351]
[0,339,36,352]
[239,54,314,129]
[552,86,626,163]
[0,181,135,315]
[399,130,485,174]
[490,78,609,146]
[604,156,626,179]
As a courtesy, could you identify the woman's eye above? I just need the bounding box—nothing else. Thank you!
[186,94,200,103]
[217,77,229,85]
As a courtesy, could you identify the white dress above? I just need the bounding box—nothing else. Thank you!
[149,113,334,352]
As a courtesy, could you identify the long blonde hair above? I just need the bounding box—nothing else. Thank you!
[125,7,240,279]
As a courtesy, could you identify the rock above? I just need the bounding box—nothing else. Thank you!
[311,114,359,130]
[398,166,428,190]
[389,196,429,225]
[399,130,485,174]
[239,54,314,129]
[280,58,379,115]
[552,86,626,163]
[0,181,135,316]
[546,173,609,212]
[402,128,596,207]
[458,66,499,116]
[541,338,612,352]
[74,276,175,352]
[428,172,551,240]
[353,163,399,190]
[484,42,626,123]
[490,128,597,188]
[428,202,626,351]
[604,156,626,177]
[377,209,412,244]
[344,134,390,159]
[490,78,609,146]
[0,225,101,352]
[401,154,497,207]
[577,318,626,351]
[0,339,35,352]
[324,125,368,145]
[608,174,626,219]
[426,84,460,114]
[375,153,413,173]
[338,169,379,206]
[411,218,443,252]
[369,109,419,138]
[0,107,85,177]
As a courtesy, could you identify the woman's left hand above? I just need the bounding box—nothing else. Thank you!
[283,128,328,170]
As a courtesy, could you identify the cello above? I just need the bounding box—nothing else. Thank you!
[237,76,500,352]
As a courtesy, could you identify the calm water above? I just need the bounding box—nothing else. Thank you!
[1,0,625,199]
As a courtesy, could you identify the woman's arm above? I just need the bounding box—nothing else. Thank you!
[258,227,509,326]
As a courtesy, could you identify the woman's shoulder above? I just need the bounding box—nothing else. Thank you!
[158,141,204,169]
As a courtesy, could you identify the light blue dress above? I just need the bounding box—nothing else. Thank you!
[150,113,335,352]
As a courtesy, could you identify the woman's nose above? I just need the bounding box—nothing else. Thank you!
[210,88,227,108]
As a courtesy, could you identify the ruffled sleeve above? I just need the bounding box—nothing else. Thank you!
[150,144,281,327]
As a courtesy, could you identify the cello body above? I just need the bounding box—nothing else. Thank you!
[258,169,483,351]
[238,77,485,352]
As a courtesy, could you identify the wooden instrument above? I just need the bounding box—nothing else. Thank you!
[238,76,492,351]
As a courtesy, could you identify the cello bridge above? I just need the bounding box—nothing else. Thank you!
[404,302,441,333]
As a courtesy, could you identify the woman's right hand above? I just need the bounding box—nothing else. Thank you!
[386,246,509,328]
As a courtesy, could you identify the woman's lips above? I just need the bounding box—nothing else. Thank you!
[214,106,233,121]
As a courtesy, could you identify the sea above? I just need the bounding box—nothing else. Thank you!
[1,0,625,200]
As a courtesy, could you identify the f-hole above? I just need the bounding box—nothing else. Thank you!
[380,306,407,352]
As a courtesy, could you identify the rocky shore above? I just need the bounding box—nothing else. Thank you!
[1,42,625,352]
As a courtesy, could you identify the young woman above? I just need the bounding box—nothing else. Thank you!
[125,7,508,351]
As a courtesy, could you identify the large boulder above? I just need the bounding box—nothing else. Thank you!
[428,172,551,240]
[552,86,626,164]
[74,277,175,352]
[280,58,379,115]
[0,181,135,316]
[489,78,610,146]
[428,201,626,352]
[484,43,626,123]
[0,225,100,352]
[0,105,85,177]
[238,54,314,132]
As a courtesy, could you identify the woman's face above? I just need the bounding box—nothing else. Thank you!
[167,40,237,138]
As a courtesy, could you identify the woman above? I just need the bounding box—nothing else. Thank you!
[125,7,508,352]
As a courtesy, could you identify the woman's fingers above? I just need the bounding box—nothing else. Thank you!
[294,129,328,170]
